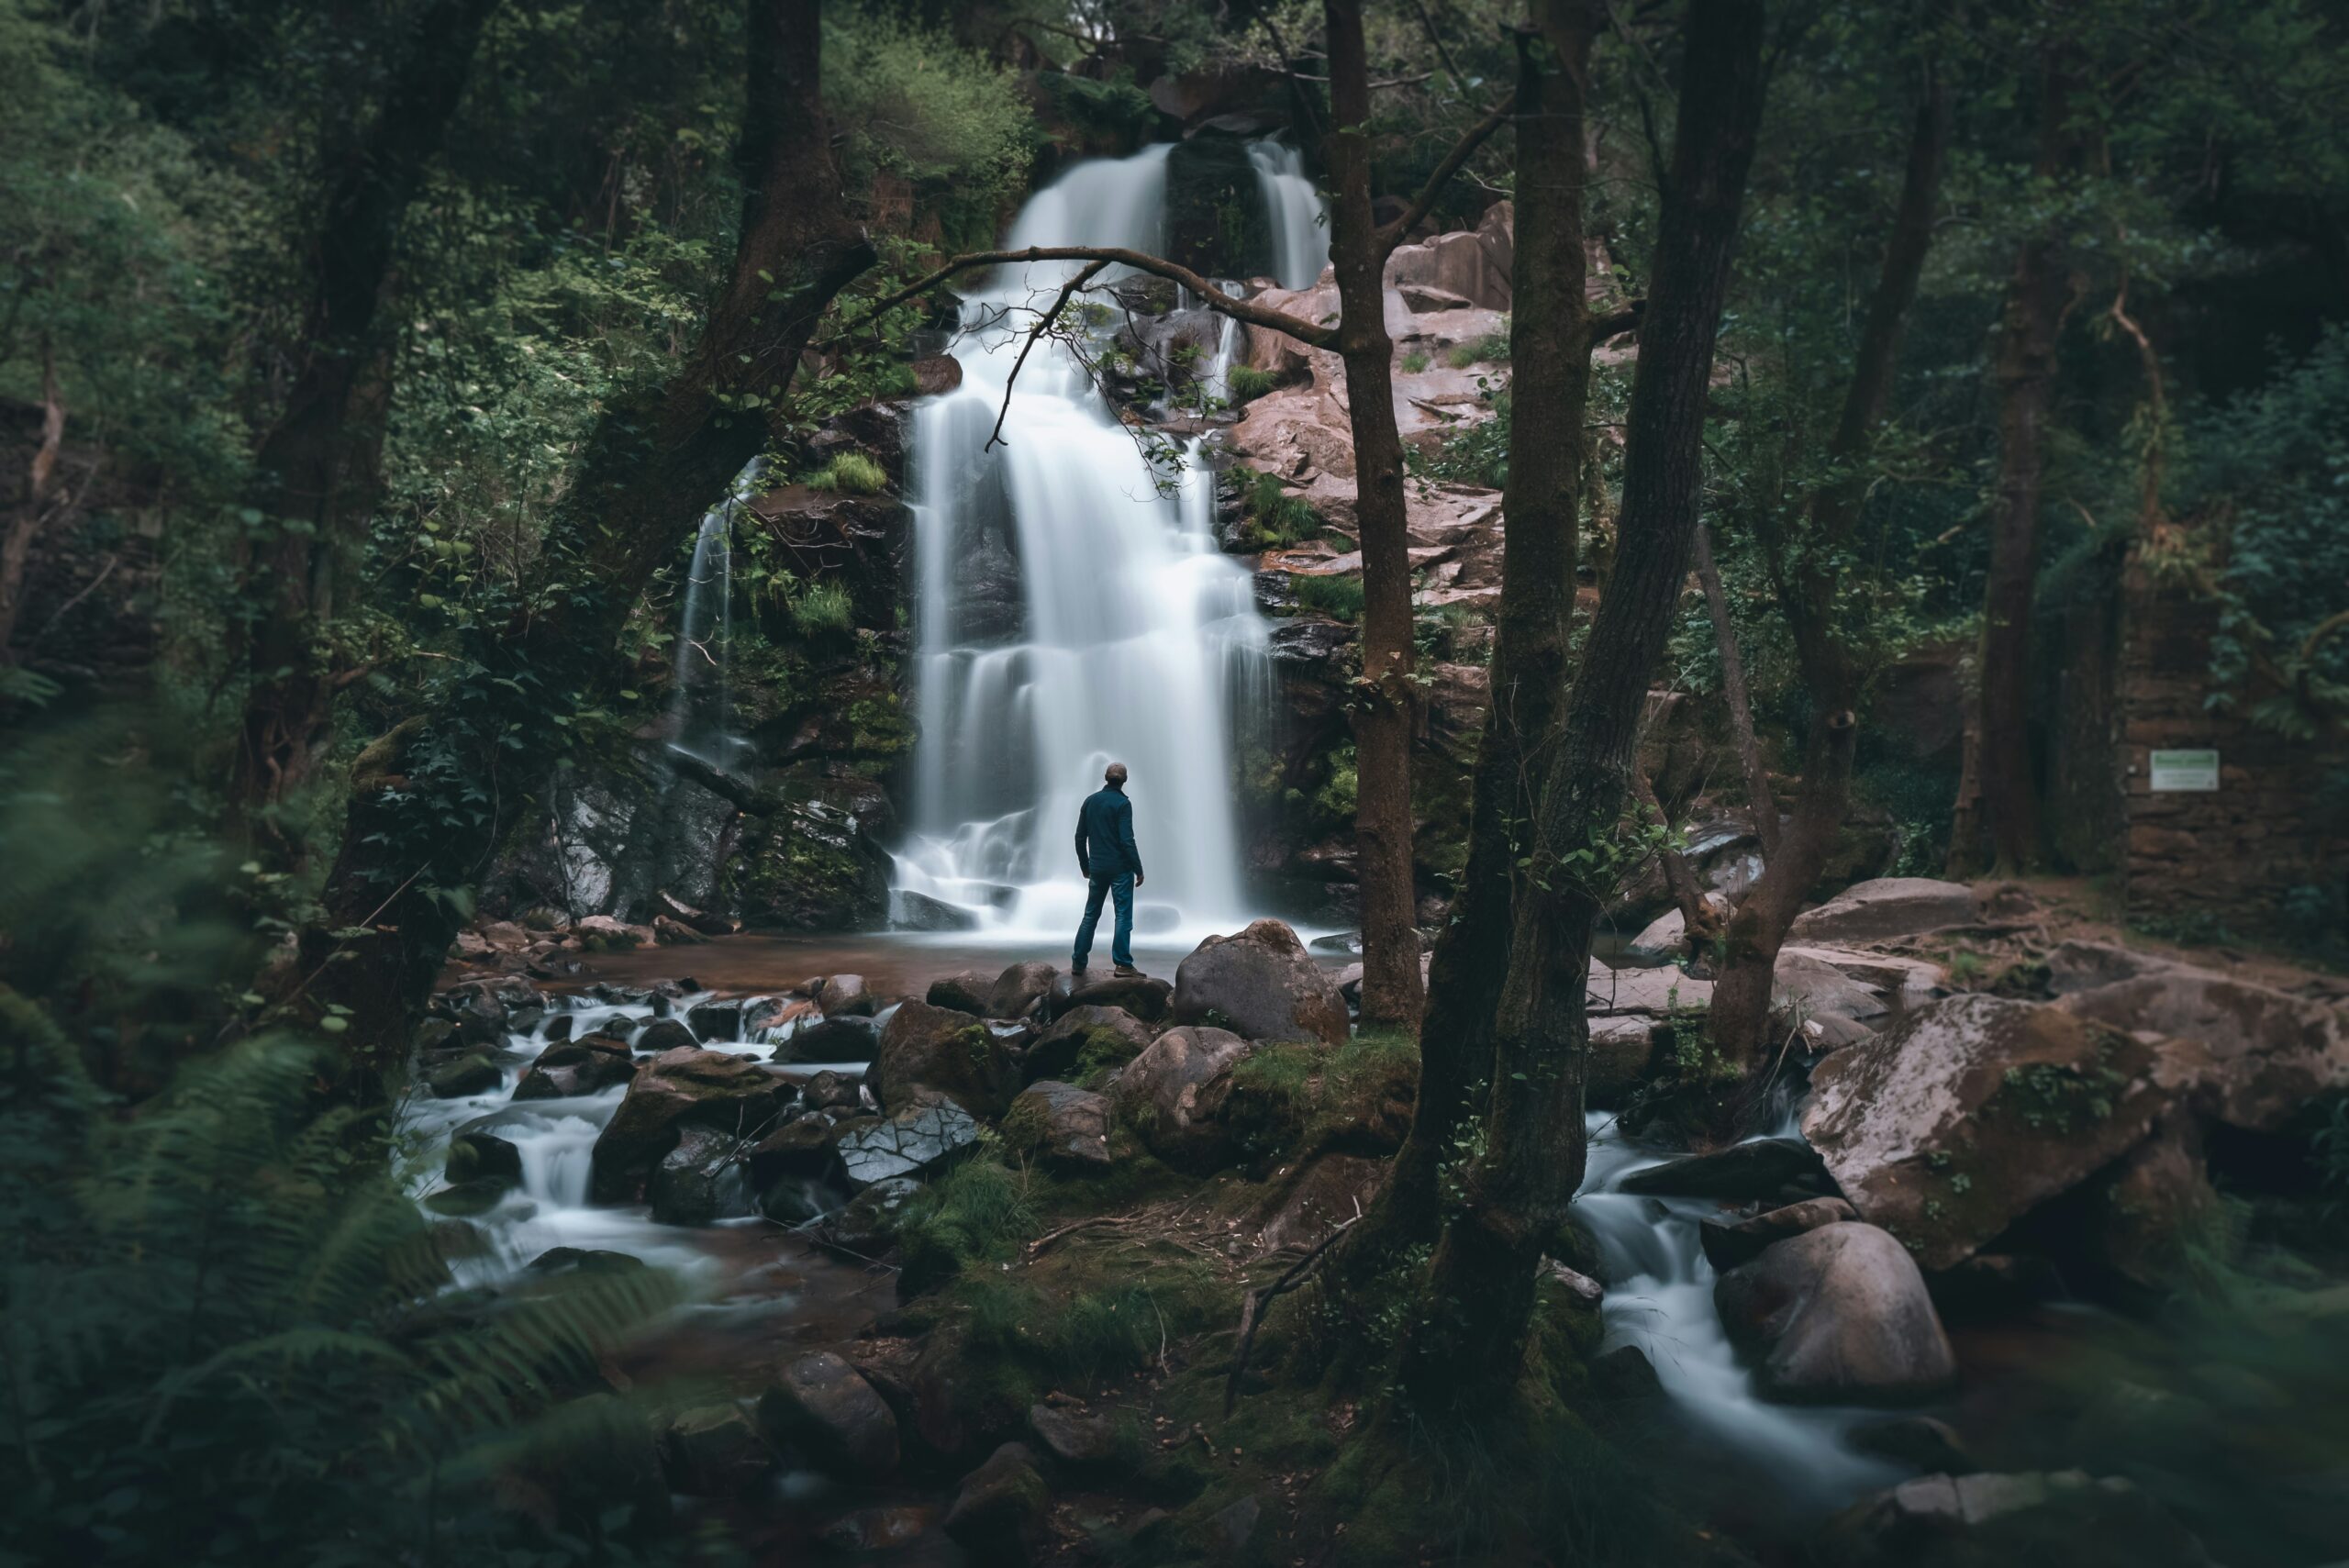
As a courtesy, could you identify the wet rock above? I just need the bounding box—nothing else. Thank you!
[942,1441,1049,1564]
[445,1129,522,1189]
[774,1013,881,1063]
[1586,1016,1660,1109]
[989,961,1061,1020]
[652,915,707,946]
[527,1246,646,1275]
[1616,1138,1830,1201]
[1714,1222,1956,1404]
[1028,1402,1122,1469]
[1024,1004,1154,1083]
[818,1505,932,1552]
[1775,951,1889,1024]
[685,998,745,1040]
[835,1100,982,1186]
[1003,1081,1115,1170]
[2055,965,2347,1131]
[747,1116,833,1186]
[1110,1025,1252,1167]
[1698,1196,1858,1272]
[801,1068,864,1111]
[1171,919,1347,1045]
[632,1018,696,1054]
[647,1122,747,1225]
[1590,1344,1663,1401]
[892,889,980,931]
[1540,1257,1605,1306]
[829,1174,924,1253]
[1801,995,2183,1270]
[426,1052,502,1098]
[816,973,876,1017]
[1788,877,1979,943]
[1817,1471,2212,1568]
[1065,972,1174,1022]
[926,971,997,1017]
[588,1047,786,1206]
[512,1034,637,1099]
[869,999,1019,1117]
[421,1179,509,1218]
[757,1351,898,1478]
[575,914,655,951]
[540,1014,576,1044]
[2080,1113,2220,1290]
[1781,944,1950,1002]
[1849,1416,1976,1475]
[660,1403,771,1496]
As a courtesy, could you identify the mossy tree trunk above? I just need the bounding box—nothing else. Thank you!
[1402,0,1767,1412]
[288,0,875,1076]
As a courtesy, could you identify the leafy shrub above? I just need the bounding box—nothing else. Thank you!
[1232,466,1324,550]
[1295,573,1366,621]
[823,7,1032,208]
[1446,325,1510,369]
[1226,363,1278,404]
[1315,740,1359,823]
[789,578,857,637]
[810,451,889,495]
[1400,349,1431,374]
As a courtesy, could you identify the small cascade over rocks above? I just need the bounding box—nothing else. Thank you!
[890,145,1286,947]
[1248,139,1330,289]
[662,458,758,768]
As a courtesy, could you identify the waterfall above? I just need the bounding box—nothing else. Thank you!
[891,146,1282,947]
[1248,139,1330,289]
[665,457,760,766]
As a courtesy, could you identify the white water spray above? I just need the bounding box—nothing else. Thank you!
[1249,139,1330,289]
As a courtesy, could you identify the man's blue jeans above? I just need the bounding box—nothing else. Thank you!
[1073,872,1134,972]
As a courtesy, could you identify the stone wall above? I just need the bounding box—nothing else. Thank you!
[2113,555,2348,939]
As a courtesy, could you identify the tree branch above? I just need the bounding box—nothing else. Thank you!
[986,259,1108,450]
[1376,90,1520,257]
[824,247,1338,352]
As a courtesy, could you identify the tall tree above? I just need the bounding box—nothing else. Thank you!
[227,0,503,831]
[1708,58,1954,1064]
[1958,39,2083,873]
[1326,0,1606,1306]
[283,0,876,1071]
[1404,0,1768,1408]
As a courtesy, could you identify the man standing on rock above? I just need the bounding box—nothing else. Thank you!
[1072,762,1145,980]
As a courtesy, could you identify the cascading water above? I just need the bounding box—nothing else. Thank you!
[1248,139,1331,289]
[664,456,761,766]
[890,147,1276,946]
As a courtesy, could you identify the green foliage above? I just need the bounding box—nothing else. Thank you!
[808,451,889,495]
[1399,349,1431,374]
[1445,325,1510,369]
[1224,363,1278,404]
[1409,384,1511,491]
[0,1003,685,1563]
[1230,466,1324,550]
[1314,740,1359,825]
[896,1146,1038,1291]
[1294,573,1367,622]
[823,6,1034,229]
[788,578,857,638]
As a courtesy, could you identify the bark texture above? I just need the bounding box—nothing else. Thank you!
[1404,0,1767,1408]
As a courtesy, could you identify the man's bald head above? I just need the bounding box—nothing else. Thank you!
[1104,762,1129,786]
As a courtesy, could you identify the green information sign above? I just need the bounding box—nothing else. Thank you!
[2149,748,2220,792]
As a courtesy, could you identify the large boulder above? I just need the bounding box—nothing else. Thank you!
[647,1122,749,1225]
[816,973,875,1017]
[1714,1222,1956,1404]
[1171,920,1347,1045]
[1699,1196,1858,1272]
[757,1351,898,1478]
[926,971,997,1017]
[1110,1025,1252,1165]
[1789,878,1980,943]
[1774,951,1889,1025]
[588,1047,787,1206]
[1617,1138,1830,1201]
[1002,1082,1115,1170]
[1063,972,1174,1022]
[1024,1005,1154,1084]
[1817,1471,2213,1568]
[1801,995,2183,1270]
[2054,966,2348,1131]
[775,1012,881,1064]
[1586,960,1713,1018]
[868,1000,1019,1118]
[941,1440,1049,1564]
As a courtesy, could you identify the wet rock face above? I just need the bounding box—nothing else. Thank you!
[648,1123,751,1226]
[926,971,996,1017]
[1110,1025,1252,1167]
[1024,1004,1154,1084]
[942,1440,1050,1565]
[1699,1196,1859,1272]
[1802,995,2181,1271]
[869,1000,1019,1118]
[988,962,1060,1021]
[757,1351,898,1479]
[1817,1470,2214,1568]
[1617,1138,1831,1203]
[829,1174,923,1253]
[588,1047,787,1207]
[1714,1222,1957,1405]
[834,1101,982,1186]
[1171,919,1347,1045]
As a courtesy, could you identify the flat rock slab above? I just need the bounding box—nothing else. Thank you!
[2054,967,2347,1131]
[1818,1470,2213,1568]
[1789,878,1979,944]
[1616,1137,1828,1201]
[835,1101,981,1186]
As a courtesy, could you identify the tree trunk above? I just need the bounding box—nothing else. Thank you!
[1404,0,1766,1410]
[288,0,874,1075]
[1976,56,2078,873]
[1322,0,1425,1029]
[1324,1,1595,1307]
[1709,69,1950,1067]
[228,0,503,828]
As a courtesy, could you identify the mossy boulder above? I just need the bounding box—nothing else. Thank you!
[1171,919,1347,1046]
[870,999,1020,1118]
[942,1440,1050,1564]
[1002,1082,1115,1171]
[1110,1025,1252,1168]
[1025,1005,1153,1084]
[757,1351,899,1479]
[587,1047,787,1206]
